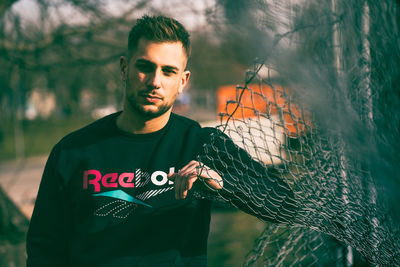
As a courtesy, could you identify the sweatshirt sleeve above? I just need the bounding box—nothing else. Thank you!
[26,144,70,267]
[197,127,298,224]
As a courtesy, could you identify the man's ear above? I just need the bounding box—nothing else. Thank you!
[120,56,128,81]
[178,70,191,94]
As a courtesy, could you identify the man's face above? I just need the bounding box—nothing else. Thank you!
[120,39,190,118]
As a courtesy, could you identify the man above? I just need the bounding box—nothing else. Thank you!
[27,15,296,267]
[27,15,223,267]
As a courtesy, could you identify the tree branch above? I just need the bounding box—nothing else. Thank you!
[0,0,18,17]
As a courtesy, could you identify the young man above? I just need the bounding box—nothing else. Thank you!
[27,15,297,267]
[27,15,223,267]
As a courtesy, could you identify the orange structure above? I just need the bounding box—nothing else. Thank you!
[216,84,310,137]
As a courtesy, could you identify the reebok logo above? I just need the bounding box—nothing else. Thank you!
[83,168,175,192]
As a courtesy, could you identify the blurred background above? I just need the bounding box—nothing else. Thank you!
[1,0,399,266]
[0,0,278,265]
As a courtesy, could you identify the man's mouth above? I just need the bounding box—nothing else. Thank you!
[139,93,163,103]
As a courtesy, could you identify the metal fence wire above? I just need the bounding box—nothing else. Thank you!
[196,0,400,265]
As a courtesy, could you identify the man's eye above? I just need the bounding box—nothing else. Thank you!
[136,63,154,73]
[163,68,177,76]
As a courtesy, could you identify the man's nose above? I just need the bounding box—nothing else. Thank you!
[148,69,162,89]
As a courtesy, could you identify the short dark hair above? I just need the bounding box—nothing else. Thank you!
[127,15,191,58]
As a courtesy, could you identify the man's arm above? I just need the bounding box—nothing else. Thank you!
[26,145,70,267]
[196,127,298,224]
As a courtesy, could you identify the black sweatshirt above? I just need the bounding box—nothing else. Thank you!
[27,112,297,267]
[27,112,213,267]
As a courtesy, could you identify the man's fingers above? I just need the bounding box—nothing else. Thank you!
[169,160,222,199]
[175,175,189,199]
[171,172,199,199]
[174,175,181,199]
[167,173,175,181]
[187,174,196,191]
[178,160,198,176]
[181,189,188,199]
[197,164,224,190]
[169,173,182,199]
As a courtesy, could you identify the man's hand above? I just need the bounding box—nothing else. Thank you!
[168,160,223,200]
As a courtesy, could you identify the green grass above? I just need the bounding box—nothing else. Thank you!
[208,207,267,266]
[0,116,93,162]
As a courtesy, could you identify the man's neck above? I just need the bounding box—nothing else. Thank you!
[116,106,172,134]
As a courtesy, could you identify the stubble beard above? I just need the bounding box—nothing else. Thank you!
[125,78,173,119]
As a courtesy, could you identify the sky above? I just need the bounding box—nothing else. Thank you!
[10,0,216,31]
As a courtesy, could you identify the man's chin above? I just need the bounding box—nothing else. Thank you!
[126,97,172,118]
[132,104,171,119]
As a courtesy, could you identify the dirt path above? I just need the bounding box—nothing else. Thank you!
[0,156,47,218]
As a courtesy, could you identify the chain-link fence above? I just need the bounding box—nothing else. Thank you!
[198,0,400,265]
